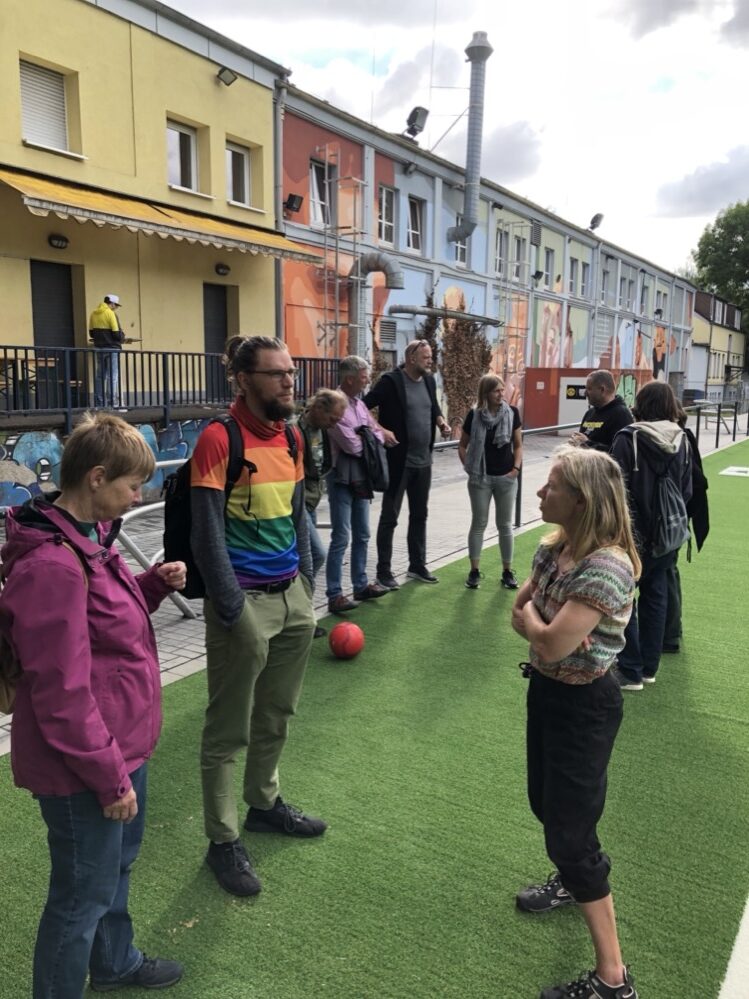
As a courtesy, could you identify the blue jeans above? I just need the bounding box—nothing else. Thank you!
[94,349,120,407]
[325,473,370,598]
[307,507,327,582]
[617,550,677,682]
[34,765,147,998]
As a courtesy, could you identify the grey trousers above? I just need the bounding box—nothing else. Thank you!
[201,576,315,843]
[467,474,518,564]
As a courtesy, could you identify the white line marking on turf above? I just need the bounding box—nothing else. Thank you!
[719,895,749,997]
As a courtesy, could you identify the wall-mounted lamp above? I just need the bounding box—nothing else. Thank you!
[654,307,663,319]
[404,162,417,176]
[283,193,304,213]
[215,263,231,276]
[491,201,503,211]
[48,233,69,250]
[216,66,238,86]
[532,269,544,283]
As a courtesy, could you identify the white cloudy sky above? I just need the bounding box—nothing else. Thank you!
[168,0,749,273]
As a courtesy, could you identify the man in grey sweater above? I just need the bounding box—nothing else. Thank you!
[190,335,325,898]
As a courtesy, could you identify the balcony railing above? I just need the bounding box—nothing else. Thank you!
[0,345,341,431]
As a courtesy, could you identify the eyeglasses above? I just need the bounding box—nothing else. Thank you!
[248,368,299,382]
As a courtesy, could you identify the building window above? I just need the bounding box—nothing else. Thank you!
[407,196,424,252]
[543,248,554,289]
[378,185,395,244]
[600,268,609,303]
[513,236,527,282]
[618,276,627,309]
[495,228,508,276]
[661,292,668,318]
[580,261,590,298]
[226,142,251,205]
[167,121,198,190]
[455,215,467,264]
[20,60,68,150]
[310,160,334,227]
[736,309,742,329]
[568,257,578,295]
[640,282,650,314]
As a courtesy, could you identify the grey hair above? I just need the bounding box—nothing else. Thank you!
[587,369,615,392]
[339,355,369,379]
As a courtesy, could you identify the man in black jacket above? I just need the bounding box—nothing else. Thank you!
[363,339,450,587]
[570,370,633,452]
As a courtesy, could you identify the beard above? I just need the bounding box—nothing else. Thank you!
[263,397,295,421]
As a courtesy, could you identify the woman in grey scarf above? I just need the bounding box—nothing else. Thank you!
[458,374,523,589]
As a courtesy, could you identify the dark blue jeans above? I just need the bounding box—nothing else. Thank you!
[617,549,677,682]
[34,765,147,998]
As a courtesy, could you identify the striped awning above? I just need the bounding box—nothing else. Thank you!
[0,168,320,263]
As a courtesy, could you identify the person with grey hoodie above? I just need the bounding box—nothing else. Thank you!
[610,381,692,690]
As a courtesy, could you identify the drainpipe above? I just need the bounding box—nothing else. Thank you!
[446,31,493,245]
[348,252,405,357]
[273,73,290,341]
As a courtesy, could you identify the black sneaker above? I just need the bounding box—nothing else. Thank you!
[539,966,638,998]
[501,568,519,589]
[465,568,482,589]
[407,566,439,584]
[206,839,262,897]
[90,955,184,991]
[314,625,327,639]
[516,871,575,913]
[244,796,327,837]
[376,573,400,590]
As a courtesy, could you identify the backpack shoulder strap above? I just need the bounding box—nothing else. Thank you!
[284,422,300,461]
[210,414,247,501]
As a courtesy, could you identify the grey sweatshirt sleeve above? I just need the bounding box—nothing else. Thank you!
[292,479,314,587]
[190,487,246,628]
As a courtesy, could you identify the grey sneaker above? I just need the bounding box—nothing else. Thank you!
[501,568,519,589]
[539,966,638,998]
[376,573,400,590]
[407,566,438,584]
[516,871,575,913]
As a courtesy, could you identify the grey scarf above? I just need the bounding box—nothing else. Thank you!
[465,401,514,482]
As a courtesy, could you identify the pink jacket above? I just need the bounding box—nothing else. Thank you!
[0,499,172,806]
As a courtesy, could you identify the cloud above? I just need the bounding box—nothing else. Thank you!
[169,0,478,27]
[655,146,749,216]
[608,0,701,38]
[374,45,461,117]
[720,0,749,45]
[480,121,543,185]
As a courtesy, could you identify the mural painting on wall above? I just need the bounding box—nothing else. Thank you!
[490,293,528,413]
[284,254,355,360]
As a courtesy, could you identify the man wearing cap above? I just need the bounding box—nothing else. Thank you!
[89,294,126,408]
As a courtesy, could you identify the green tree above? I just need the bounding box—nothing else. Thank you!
[694,201,749,324]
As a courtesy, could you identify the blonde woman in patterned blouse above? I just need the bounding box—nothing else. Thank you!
[511,446,642,999]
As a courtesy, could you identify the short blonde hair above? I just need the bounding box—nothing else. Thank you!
[542,445,641,578]
[61,412,155,489]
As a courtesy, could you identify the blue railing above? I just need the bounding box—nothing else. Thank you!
[0,345,340,431]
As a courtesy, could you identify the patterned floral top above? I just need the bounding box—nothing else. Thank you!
[529,542,635,685]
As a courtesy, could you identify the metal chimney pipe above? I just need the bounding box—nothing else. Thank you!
[447,31,493,244]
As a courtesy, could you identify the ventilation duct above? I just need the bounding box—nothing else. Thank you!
[446,31,493,245]
[348,252,405,356]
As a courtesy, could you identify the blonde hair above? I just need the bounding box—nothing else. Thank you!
[477,373,504,410]
[306,388,347,414]
[541,445,641,578]
[61,412,155,489]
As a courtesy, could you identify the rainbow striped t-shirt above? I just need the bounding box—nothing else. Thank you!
[191,402,303,588]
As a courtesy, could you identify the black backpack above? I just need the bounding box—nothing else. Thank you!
[356,425,389,492]
[162,415,298,599]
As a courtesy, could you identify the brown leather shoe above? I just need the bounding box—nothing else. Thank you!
[353,583,390,600]
[328,594,359,613]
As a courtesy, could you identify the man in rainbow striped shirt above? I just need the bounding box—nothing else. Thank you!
[191,335,325,898]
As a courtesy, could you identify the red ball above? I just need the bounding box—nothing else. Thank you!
[328,622,365,659]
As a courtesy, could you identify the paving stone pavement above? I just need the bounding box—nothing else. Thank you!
[0,418,743,757]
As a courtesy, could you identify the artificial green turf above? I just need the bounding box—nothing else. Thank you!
[1,441,748,997]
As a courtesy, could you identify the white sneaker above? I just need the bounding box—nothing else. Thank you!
[641,675,656,685]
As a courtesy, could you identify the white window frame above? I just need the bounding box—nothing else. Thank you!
[20,60,68,151]
[455,215,467,264]
[378,185,395,245]
[407,196,424,253]
[543,248,554,289]
[580,261,590,298]
[600,268,609,304]
[512,236,527,282]
[495,228,508,276]
[568,257,578,296]
[226,141,251,206]
[640,282,650,315]
[310,160,332,227]
[167,120,198,191]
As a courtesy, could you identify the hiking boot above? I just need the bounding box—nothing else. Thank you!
[516,872,575,913]
[611,667,643,692]
[353,582,389,600]
[205,839,262,897]
[376,573,400,590]
[245,796,327,838]
[407,566,439,584]
[90,955,184,991]
[539,966,638,998]
[501,568,519,589]
[328,594,359,614]
[465,568,482,589]
[313,625,327,639]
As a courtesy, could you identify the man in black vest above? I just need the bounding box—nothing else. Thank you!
[364,339,450,587]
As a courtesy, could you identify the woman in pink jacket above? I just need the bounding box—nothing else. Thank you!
[0,413,186,998]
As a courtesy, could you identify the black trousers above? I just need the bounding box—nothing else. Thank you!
[526,669,623,903]
[376,464,431,575]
